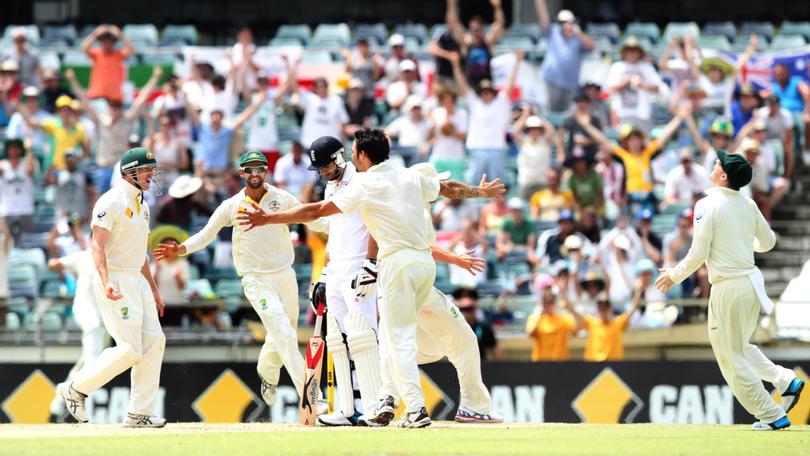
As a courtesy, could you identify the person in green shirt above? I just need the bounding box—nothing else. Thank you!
[563,147,604,216]
[496,197,538,266]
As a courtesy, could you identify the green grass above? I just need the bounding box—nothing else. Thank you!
[1,423,809,455]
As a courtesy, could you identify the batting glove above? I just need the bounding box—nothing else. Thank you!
[310,273,327,314]
[351,259,378,298]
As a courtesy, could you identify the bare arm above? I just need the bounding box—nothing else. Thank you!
[658,38,674,73]
[682,109,709,155]
[439,176,506,199]
[237,200,342,228]
[140,258,164,316]
[734,35,759,77]
[181,89,200,127]
[231,90,268,130]
[486,0,506,46]
[109,25,135,58]
[654,108,686,146]
[15,100,43,129]
[0,219,10,254]
[534,0,550,32]
[574,111,614,151]
[65,68,100,124]
[81,25,105,54]
[576,27,595,51]
[448,52,470,97]
[126,66,163,120]
[445,0,467,50]
[503,50,524,96]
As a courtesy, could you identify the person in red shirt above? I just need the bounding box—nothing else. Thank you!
[81,25,134,102]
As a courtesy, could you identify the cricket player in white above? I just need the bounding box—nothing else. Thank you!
[237,128,505,428]
[58,147,167,428]
[656,150,804,431]
[154,150,327,407]
[48,247,106,418]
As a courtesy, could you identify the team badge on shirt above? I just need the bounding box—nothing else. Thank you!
[121,307,129,320]
[268,200,281,211]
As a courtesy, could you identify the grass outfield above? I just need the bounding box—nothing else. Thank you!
[0,422,808,455]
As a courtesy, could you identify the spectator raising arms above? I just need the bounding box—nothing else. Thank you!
[512,107,554,200]
[445,0,505,87]
[16,94,88,171]
[606,36,663,134]
[525,274,577,361]
[81,25,134,102]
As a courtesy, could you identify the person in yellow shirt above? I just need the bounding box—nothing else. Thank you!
[529,167,575,222]
[17,95,88,170]
[574,108,687,214]
[567,273,646,361]
[525,274,577,361]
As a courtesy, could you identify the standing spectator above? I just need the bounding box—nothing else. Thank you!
[684,116,735,173]
[529,167,575,222]
[755,95,795,178]
[81,25,134,102]
[567,284,643,362]
[17,95,88,171]
[558,90,602,162]
[144,114,189,187]
[183,62,215,116]
[595,146,625,218]
[151,74,192,144]
[664,147,712,205]
[658,34,698,92]
[386,96,431,166]
[245,70,290,171]
[449,50,521,184]
[663,210,695,294]
[526,274,577,361]
[767,64,810,130]
[730,84,760,137]
[0,60,23,104]
[445,0,505,87]
[534,0,595,112]
[5,86,51,155]
[206,74,238,121]
[696,35,757,116]
[606,36,663,134]
[582,81,612,128]
[0,139,36,244]
[152,238,192,306]
[452,288,501,360]
[479,195,509,235]
[600,233,637,306]
[290,68,349,146]
[383,34,420,82]
[385,60,427,104]
[9,28,41,87]
[44,148,96,223]
[428,89,467,178]
[273,141,315,197]
[432,198,477,232]
[343,79,375,138]
[227,26,261,95]
[635,209,663,264]
[66,66,162,193]
[563,148,604,216]
[513,108,554,200]
[341,38,382,100]
[429,0,464,91]
[578,208,601,244]
[536,210,591,265]
[496,197,537,264]
[40,69,72,114]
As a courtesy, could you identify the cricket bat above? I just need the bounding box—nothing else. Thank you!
[299,300,326,425]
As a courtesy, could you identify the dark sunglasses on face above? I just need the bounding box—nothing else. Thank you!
[242,166,267,175]
[459,306,475,313]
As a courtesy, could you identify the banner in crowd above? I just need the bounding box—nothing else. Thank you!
[1,362,807,425]
[709,49,810,91]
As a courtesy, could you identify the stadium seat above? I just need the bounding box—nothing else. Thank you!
[586,23,621,43]
[38,52,60,70]
[624,22,660,44]
[780,21,810,42]
[16,232,49,251]
[299,50,333,63]
[508,23,542,44]
[770,34,807,50]
[496,36,535,53]
[393,23,428,44]
[160,25,199,45]
[312,23,351,47]
[306,40,343,52]
[123,24,159,47]
[697,35,731,51]
[741,22,775,43]
[141,53,178,65]
[3,25,40,45]
[41,280,66,299]
[42,25,78,45]
[663,22,700,42]
[9,248,47,279]
[275,24,312,45]
[702,22,736,42]
[214,279,244,299]
[429,24,447,40]
[269,36,305,47]
[8,265,39,300]
[354,23,388,45]
[62,51,93,67]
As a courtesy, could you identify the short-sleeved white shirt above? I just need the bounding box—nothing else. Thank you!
[430,107,468,160]
[299,91,350,147]
[273,153,315,196]
[324,163,369,271]
[91,182,151,273]
[465,91,511,150]
[330,160,440,260]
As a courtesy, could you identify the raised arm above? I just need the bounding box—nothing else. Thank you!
[574,111,613,151]
[534,0,550,32]
[65,68,100,124]
[654,108,686,146]
[126,66,163,120]
[503,50,524,96]
[81,25,106,54]
[231,89,268,130]
[109,25,134,58]
[658,38,675,73]
[447,52,471,97]
[486,0,506,46]
[445,0,467,50]
[439,175,506,199]
[682,107,709,155]
[181,89,200,127]
[734,34,759,77]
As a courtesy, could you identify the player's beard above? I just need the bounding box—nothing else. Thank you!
[246,175,265,189]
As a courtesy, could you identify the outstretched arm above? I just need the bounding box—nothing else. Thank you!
[81,25,105,54]
[574,111,614,151]
[431,245,486,275]
[503,50,524,96]
[486,0,505,46]
[65,68,100,124]
[236,199,341,229]
[734,34,759,77]
[534,0,550,32]
[654,108,686,146]
[439,175,506,199]
[448,51,470,97]
[126,66,163,120]
[445,0,467,50]
[231,90,268,130]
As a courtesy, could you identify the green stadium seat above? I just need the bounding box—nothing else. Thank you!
[312,23,351,47]
[508,23,542,44]
[42,25,77,45]
[41,280,66,299]
[698,36,731,51]
[123,24,159,47]
[9,248,47,279]
[160,25,199,45]
[770,34,807,50]
[270,37,305,47]
[703,22,736,42]
[625,22,660,44]
[586,23,621,44]
[430,158,467,182]
[354,23,388,46]
[394,23,428,44]
[663,22,700,43]
[275,24,312,44]
[741,22,774,43]
[8,265,39,299]
[780,21,810,42]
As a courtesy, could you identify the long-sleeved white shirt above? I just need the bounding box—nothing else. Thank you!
[669,187,776,285]
[181,184,327,276]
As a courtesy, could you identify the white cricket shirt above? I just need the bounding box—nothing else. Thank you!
[324,163,370,271]
[91,181,151,274]
[330,160,440,260]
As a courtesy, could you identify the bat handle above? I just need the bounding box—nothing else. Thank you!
[316,302,325,316]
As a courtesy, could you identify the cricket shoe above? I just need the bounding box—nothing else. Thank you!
[57,382,88,423]
[123,413,167,428]
[318,410,364,427]
[397,407,431,429]
[260,380,277,407]
[317,399,329,416]
[752,416,791,431]
[455,407,504,423]
[367,395,396,426]
[781,378,805,414]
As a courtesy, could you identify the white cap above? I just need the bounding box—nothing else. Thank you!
[347,78,365,90]
[12,27,26,39]
[22,86,39,98]
[525,116,543,128]
[0,60,20,72]
[507,197,526,210]
[613,234,631,251]
[389,33,405,47]
[564,235,584,251]
[557,9,576,23]
[399,59,417,72]
[402,95,422,112]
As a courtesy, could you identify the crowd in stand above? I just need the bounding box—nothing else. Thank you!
[1,0,809,360]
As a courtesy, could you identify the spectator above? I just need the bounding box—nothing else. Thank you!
[684,117,734,173]
[40,69,72,114]
[385,60,427,106]
[81,25,134,102]
[227,26,261,95]
[186,90,266,177]
[557,89,602,163]
[273,141,315,197]
[606,36,663,134]
[595,146,625,218]
[44,148,96,223]
[183,62,215,115]
[735,120,790,211]
[155,175,212,231]
[9,27,41,88]
[448,219,488,289]
[696,35,757,116]
[245,70,290,172]
[341,38,382,100]
[663,210,696,295]
[432,198,478,232]
[567,286,642,362]
[634,209,663,264]
[152,232,193,306]
[663,147,712,205]
[576,109,686,214]
[5,86,51,155]
[0,139,36,244]
[730,83,760,136]
[536,210,591,265]
[386,96,431,166]
[144,114,189,187]
[629,259,671,329]
[17,95,88,171]
[769,63,810,157]
[444,0,505,87]
[512,110,554,200]
[496,197,537,265]
[343,79,375,138]
[755,95,795,178]
[601,232,638,306]
[529,167,574,222]
[46,213,87,258]
[526,274,577,361]
[452,287,501,360]
[207,74,238,121]
[66,66,162,193]
[0,219,10,300]
[0,60,23,104]
[428,89,467,178]
[479,190,509,234]
[534,0,594,112]
[658,34,698,92]
[383,34,420,82]
[737,138,774,220]
[577,208,601,244]
[582,81,612,127]
[563,148,604,216]
[573,268,607,316]
[151,74,192,144]
[290,68,349,146]
[449,50,522,184]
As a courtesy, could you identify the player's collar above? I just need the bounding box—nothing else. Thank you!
[706,186,738,195]
[120,178,144,201]
[366,160,391,174]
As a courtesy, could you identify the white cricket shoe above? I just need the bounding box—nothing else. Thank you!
[123,413,167,428]
[318,411,363,426]
[260,380,277,407]
[57,382,88,423]
[397,407,431,428]
[455,407,504,423]
[317,399,329,416]
[752,416,790,431]
[366,395,396,426]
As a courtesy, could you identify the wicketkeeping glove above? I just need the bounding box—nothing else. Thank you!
[351,259,378,298]
[310,273,327,314]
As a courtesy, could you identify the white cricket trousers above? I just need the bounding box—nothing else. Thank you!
[72,271,165,416]
[377,249,436,413]
[708,275,794,423]
[242,268,306,397]
[379,287,492,413]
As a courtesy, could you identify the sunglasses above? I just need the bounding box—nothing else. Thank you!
[242,166,267,175]
[459,306,475,313]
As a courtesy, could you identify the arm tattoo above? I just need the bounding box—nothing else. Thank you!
[440,180,481,199]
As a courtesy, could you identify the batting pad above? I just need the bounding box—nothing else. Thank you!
[345,310,383,414]
[326,313,355,417]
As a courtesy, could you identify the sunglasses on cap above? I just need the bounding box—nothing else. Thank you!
[241,166,267,175]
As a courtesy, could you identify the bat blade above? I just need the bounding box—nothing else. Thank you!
[299,335,324,425]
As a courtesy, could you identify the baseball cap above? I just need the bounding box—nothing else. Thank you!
[239,150,269,167]
[388,33,405,47]
[507,197,525,211]
[534,273,554,292]
[739,137,761,155]
[347,78,365,90]
[636,208,654,221]
[525,115,543,129]
[307,136,344,170]
[22,86,40,99]
[55,95,74,110]
[679,147,694,162]
[476,79,496,94]
[0,60,20,72]
[399,59,417,72]
[765,94,781,105]
[557,9,576,23]
[402,95,422,112]
[709,119,734,137]
[558,209,574,223]
[717,150,752,190]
